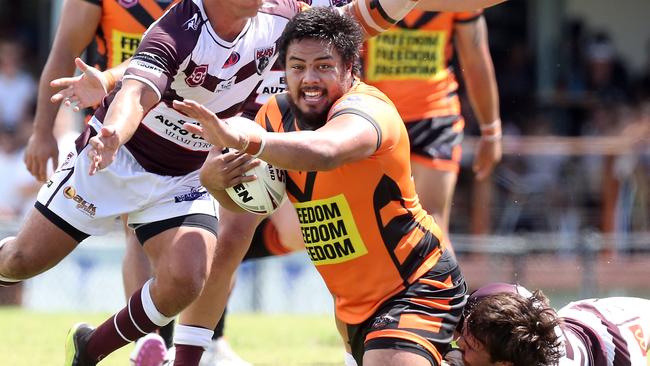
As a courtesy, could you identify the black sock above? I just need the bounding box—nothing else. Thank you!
[213,306,226,340]
[159,319,175,349]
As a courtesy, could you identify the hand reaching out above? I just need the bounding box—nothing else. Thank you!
[50,57,110,112]
[172,99,247,150]
[87,126,120,175]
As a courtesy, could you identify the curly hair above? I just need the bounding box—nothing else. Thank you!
[278,6,363,76]
[465,290,563,366]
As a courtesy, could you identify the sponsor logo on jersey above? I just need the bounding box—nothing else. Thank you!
[63,186,97,217]
[183,13,200,31]
[371,315,396,329]
[294,194,368,265]
[365,30,447,82]
[60,151,75,169]
[118,0,138,8]
[153,114,211,149]
[628,324,648,356]
[112,30,142,66]
[185,64,209,87]
[216,76,237,92]
[254,46,275,75]
[130,53,165,78]
[174,186,208,203]
[222,52,241,68]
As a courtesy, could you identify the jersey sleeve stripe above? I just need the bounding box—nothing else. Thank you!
[122,75,163,101]
[345,1,391,37]
[454,13,483,24]
[330,108,382,151]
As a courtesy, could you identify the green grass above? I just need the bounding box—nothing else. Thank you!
[0,308,343,365]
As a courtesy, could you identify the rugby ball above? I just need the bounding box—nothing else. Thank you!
[223,117,287,215]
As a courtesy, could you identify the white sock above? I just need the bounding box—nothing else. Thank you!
[141,279,175,326]
[174,324,214,349]
[0,237,20,285]
[344,352,358,366]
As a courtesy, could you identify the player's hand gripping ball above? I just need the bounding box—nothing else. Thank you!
[224,117,287,215]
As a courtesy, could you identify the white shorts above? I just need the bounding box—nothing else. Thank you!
[36,123,218,238]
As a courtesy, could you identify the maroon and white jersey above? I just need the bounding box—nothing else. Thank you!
[558,297,650,366]
[240,0,352,119]
[469,284,650,366]
[94,0,302,176]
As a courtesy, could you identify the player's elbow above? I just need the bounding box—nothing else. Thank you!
[308,143,344,171]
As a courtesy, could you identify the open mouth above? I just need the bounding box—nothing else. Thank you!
[302,89,325,103]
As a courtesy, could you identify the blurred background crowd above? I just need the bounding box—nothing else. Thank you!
[0,0,648,308]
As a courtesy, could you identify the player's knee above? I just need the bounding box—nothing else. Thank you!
[1,246,37,280]
[161,266,207,303]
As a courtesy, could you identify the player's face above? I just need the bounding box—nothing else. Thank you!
[285,38,353,129]
[457,324,496,366]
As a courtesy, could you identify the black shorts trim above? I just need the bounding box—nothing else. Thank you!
[406,115,463,161]
[34,202,90,242]
[365,337,437,366]
[133,213,218,245]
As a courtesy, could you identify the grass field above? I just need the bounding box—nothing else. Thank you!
[0,307,343,365]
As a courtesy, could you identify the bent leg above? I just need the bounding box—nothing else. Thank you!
[411,162,457,254]
[79,222,216,362]
[0,206,81,282]
[175,208,263,364]
[411,163,458,236]
[179,208,262,327]
[121,215,152,298]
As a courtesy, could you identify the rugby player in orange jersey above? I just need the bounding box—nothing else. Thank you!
[176,7,467,366]
[362,9,501,247]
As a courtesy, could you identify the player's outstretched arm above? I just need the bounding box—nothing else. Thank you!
[25,0,101,182]
[50,58,111,111]
[87,79,158,175]
[455,15,502,180]
[341,0,507,38]
[174,99,380,172]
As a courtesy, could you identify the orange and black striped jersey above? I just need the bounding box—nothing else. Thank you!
[82,0,179,70]
[255,82,446,324]
[363,10,482,122]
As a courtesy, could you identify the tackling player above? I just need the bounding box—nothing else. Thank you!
[0,0,507,365]
[175,7,467,365]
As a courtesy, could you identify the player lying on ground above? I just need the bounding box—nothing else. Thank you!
[446,282,650,366]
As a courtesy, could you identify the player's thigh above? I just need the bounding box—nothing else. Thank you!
[7,206,81,273]
[406,116,462,220]
[216,207,265,266]
[411,163,458,219]
[363,348,434,366]
[143,222,218,284]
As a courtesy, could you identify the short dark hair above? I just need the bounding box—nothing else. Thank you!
[278,7,363,75]
[465,290,563,366]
